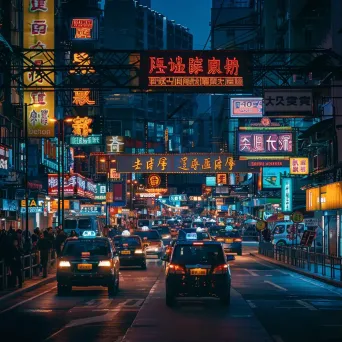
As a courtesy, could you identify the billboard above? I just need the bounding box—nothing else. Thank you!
[70,18,98,40]
[95,183,106,201]
[70,134,102,146]
[23,0,55,138]
[289,157,309,175]
[206,176,216,186]
[106,136,125,153]
[140,50,252,92]
[262,167,290,189]
[281,178,293,212]
[237,131,295,155]
[264,90,312,114]
[0,144,9,175]
[230,98,264,118]
[114,154,250,173]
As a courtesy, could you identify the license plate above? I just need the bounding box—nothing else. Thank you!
[190,268,206,276]
[77,264,92,270]
[121,250,130,255]
[225,239,233,243]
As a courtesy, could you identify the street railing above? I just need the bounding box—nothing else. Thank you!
[258,242,342,282]
[0,249,56,290]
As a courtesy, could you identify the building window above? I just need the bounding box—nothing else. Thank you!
[124,130,131,137]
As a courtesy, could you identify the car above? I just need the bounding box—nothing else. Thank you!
[271,221,307,247]
[113,231,147,269]
[152,225,172,240]
[177,228,212,241]
[135,229,164,258]
[56,231,120,296]
[163,240,232,306]
[209,225,225,238]
[215,229,242,255]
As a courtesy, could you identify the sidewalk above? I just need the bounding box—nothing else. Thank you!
[0,268,56,302]
[251,253,342,288]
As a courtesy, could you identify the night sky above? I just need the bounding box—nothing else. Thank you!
[151,0,212,50]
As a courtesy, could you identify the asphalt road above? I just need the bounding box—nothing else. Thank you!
[0,243,341,342]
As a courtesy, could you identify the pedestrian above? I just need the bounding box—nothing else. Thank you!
[55,228,67,257]
[8,239,23,288]
[70,230,78,237]
[37,231,52,278]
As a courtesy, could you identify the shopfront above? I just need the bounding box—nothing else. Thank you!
[306,182,342,257]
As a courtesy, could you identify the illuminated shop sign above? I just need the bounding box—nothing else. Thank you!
[140,51,252,92]
[0,144,9,175]
[262,167,290,189]
[281,178,293,212]
[72,116,93,137]
[72,89,96,106]
[70,18,98,40]
[80,205,102,214]
[237,132,295,155]
[148,174,161,187]
[106,136,125,153]
[289,157,309,175]
[23,0,55,138]
[206,177,216,186]
[114,154,249,173]
[248,160,289,167]
[216,173,228,185]
[95,183,106,201]
[70,134,102,146]
[230,98,264,118]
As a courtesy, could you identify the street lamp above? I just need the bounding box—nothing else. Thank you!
[49,118,73,228]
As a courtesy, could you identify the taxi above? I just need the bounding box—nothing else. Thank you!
[113,230,147,269]
[177,228,212,241]
[215,229,242,255]
[135,228,164,258]
[56,231,120,296]
[163,240,232,306]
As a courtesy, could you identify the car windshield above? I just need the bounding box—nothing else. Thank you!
[113,236,141,247]
[154,227,170,235]
[172,244,225,265]
[63,239,110,256]
[64,220,77,230]
[78,218,92,230]
[135,230,160,240]
[137,220,149,227]
[217,230,241,238]
[192,221,204,228]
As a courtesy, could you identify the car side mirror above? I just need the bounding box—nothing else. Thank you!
[161,254,169,262]
[226,254,235,261]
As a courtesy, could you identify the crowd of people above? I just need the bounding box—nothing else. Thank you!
[0,225,68,289]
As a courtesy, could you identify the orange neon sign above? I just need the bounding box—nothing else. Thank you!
[72,90,95,106]
[71,19,94,39]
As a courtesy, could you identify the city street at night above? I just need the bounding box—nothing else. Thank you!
[1,244,341,342]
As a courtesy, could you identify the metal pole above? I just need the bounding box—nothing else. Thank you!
[24,103,29,241]
[61,120,65,229]
[57,120,61,227]
[106,157,109,226]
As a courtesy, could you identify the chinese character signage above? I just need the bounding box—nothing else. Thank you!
[23,0,55,138]
[106,136,125,153]
[290,157,309,175]
[80,205,102,215]
[95,183,106,201]
[70,134,102,146]
[148,174,161,188]
[216,173,228,185]
[230,98,264,118]
[72,116,93,137]
[70,18,98,40]
[281,178,293,212]
[264,90,312,114]
[69,52,95,75]
[140,51,252,92]
[237,132,295,155]
[248,160,289,167]
[72,89,97,106]
[0,145,9,175]
[262,167,289,189]
[114,154,249,173]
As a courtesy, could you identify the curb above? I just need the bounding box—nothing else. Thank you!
[250,253,342,288]
[0,275,56,303]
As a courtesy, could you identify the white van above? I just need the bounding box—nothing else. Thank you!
[271,221,307,246]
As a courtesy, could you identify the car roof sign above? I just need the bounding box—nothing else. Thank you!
[186,232,198,240]
[82,231,96,237]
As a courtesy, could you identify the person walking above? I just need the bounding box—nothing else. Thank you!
[8,239,23,288]
[37,231,52,278]
[55,228,67,257]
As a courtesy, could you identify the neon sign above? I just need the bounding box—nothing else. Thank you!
[70,18,98,40]
[140,51,252,92]
[72,116,93,137]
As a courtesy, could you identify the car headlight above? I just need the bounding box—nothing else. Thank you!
[162,235,171,239]
[98,260,112,267]
[135,249,143,254]
[59,261,71,268]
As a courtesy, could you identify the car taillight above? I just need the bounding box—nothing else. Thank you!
[168,264,186,274]
[216,238,224,242]
[212,264,229,274]
[234,238,242,242]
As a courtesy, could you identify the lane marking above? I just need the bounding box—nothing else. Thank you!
[272,335,284,342]
[246,300,257,309]
[297,277,342,297]
[296,300,318,311]
[253,259,274,269]
[265,275,273,277]
[244,269,258,277]
[264,281,288,291]
[0,286,57,315]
